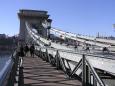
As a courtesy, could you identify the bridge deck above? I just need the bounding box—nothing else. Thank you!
[23,55,82,86]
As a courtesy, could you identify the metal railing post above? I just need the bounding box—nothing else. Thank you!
[82,54,86,86]
[18,66,24,86]
[46,49,51,63]
[45,49,48,62]
[40,48,42,58]
[86,65,90,86]
[85,58,105,86]
[56,50,60,69]
[41,49,43,59]
[93,77,97,86]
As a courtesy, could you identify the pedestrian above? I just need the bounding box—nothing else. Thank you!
[102,47,109,53]
[19,44,25,57]
[30,44,35,58]
[49,42,51,46]
[85,46,90,53]
[74,44,78,51]
[19,44,24,67]
[24,44,29,56]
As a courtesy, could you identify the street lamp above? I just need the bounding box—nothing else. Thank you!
[113,24,115,32]
[47,19,52,39]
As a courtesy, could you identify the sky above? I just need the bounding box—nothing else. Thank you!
[0,0,115,36]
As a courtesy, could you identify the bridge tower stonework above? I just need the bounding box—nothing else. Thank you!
[18,9,50,43]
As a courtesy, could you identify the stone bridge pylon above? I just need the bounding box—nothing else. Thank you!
[18,9,52,43]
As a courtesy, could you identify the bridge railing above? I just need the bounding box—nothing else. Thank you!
[0,57,13,86]
[27,25,114,60]
[26,22,115,74]
[51,28,115,46]
[35,46,105,86]
[26,22,115,85]
[0,51,19,86]
[51,28,112,47]
[26,22,74,51]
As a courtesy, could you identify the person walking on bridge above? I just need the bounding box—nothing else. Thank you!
[18,44,24,67]
[24,44,29,56]
[102,47,110,54]
[19,44,25,57]
[74,44,78,51]
[85,44,90,53]
[30,44,35,58]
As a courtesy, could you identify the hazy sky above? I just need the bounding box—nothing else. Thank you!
[0,0,115,36]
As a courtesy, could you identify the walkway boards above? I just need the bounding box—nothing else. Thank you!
[23,56,82,86]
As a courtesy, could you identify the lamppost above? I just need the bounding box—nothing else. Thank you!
[47,19,52,40]
[113,24,115,32]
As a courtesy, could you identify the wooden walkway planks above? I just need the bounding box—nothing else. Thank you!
[23,56,82,86]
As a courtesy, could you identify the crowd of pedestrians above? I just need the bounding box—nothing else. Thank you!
[19,43,35,58]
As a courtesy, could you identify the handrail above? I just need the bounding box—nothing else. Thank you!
[0,58,13,86]
[36,46,105,86]
[51,27,115,45]
[36,45,115,61]
[0,50,18,86]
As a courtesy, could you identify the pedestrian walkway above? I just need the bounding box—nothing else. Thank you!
[23,55,82,86]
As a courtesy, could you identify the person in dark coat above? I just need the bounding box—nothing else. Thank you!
[74,44,78,51]
[18,44,24,67]
[19,45,25,57]
[102,47,109,53]
[24,44,29,56]
[30,44,35,58]
[85,46,90,52]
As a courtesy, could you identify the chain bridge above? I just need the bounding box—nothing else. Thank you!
[1,9,115,86]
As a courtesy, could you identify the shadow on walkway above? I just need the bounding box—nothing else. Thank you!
[20,55,82,86]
